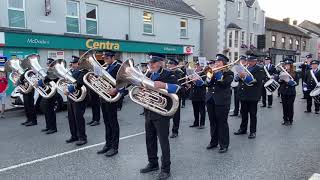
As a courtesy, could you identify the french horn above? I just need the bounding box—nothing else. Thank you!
[116,59,179,117]
[5,57,33,93]
[49,59,87,102]
[78,49,121,103]
[22,54,57,99]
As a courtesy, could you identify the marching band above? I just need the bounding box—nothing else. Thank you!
[4,50,320,180]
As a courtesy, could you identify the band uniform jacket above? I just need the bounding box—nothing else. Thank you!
[304,69,320,92]
[101,61,121,103]
[189,72,206,102]
[238,65,265,101]
[70,68,89,101]
[206,70,234,106]
[278,73,299,96]
[145,68,178,120]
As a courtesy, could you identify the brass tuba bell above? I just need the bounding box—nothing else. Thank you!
[78,49,121,103]
[22,54,57,99]
[116,59,179,117]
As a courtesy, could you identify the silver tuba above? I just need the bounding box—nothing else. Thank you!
[5,57,33,93]
[49,59,87,102]
[22,54,57,99]
[79,49,121,103]
[116,59,179,117]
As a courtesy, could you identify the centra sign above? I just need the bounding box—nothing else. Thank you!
[85,39,120,50]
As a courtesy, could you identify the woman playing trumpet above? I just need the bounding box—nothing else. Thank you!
[277,58,298,126]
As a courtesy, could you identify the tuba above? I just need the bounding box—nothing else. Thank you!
[22,54,57,99]
[79,49,121,103]
[5,57,33,93]
[49,59,87,102]
[116,59,179,117]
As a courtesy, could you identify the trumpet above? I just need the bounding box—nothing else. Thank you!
[22,54,57,98]
[116,59,179,117]
[49,59,87,102]
[5,57,33,93]
[79,49,121,103]
[167,63,189,71]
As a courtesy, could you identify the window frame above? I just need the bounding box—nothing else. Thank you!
[228,31,233,48]
[7,0,26,28]
[85,3,98,35]
[66,0,80,34]
[234,30,239,48]
[180,19,188,38]
[295,39,300,50]
[289,38,293,49]
[241,31,246,45]
[303,40,307,51]
[281,37,286,49]
[271,35,276,48]
[143,11,154,35]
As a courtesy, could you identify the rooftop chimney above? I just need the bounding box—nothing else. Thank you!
[293,20,298,25]
[283,18,290,24]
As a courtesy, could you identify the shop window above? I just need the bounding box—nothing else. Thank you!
[66,1,80,33]
[86,4,98,35]
[8,0,26,28]
[143,11,153,34]
[180,19,188,38]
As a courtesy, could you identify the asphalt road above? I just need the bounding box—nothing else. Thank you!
[0,94,320,180]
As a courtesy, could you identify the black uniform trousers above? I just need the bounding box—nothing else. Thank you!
[306,91,320,112]
[171,97,181,134]
[23,90,37,123]
[145,117,171,173]
[281,95,295,123]
[240,101,258,133]
[40,95,57,130]
[261,87,273,106]
[101,102,119,150]
[89,90,101,122]
[207,102,230,148]
[191,101,206,126]
[67,99,87,141]
[233,87,240,115]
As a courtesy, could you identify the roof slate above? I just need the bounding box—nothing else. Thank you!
[266,17,310,38]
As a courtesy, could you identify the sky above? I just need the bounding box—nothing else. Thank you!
[258,0,320,24]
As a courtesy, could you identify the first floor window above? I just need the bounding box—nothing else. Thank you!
[66,1,80,33]
[86,4,98,35]
[271,35,276,48]
[180,19,188,38]
[228,31,232,48]
[234,30,239,48]
[289,38,293,49]
[241,31,246,45]
[8,0,26,28]
[143,11,153,34]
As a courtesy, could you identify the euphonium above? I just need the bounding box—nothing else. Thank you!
[5,57,33,93]
[49,59,87,102]
[116,59,179,117]
[78,50,121,103]
[22,54,57,99]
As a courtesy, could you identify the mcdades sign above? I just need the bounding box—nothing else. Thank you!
[27,38,50,45]
[86,39,120,50]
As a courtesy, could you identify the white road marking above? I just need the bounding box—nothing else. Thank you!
[309,173,320,180]
[0,131,145,173]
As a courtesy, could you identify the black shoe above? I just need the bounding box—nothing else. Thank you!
[76,140,87,146]
[21,121,29,125]
[230,114,238,117]
[97,146,111,154]
[267,105,272,108]
[139,112,145,116]
[206,143,217,150]
[157,171,171,180]
[248,133,256,139]
[189,124,199,128]
[46,129,57,134]
[234,129,247,135]
[87,121,95,125]
[260,105,266,108]
[304,110,311,113]
[105,148,118,157]
[218,147,228,153]
[25,121,37,126]
[41,128,49,132]
[198,125,205,129]
[315,111,319,114]
[170,133,178,138]
[140,163,159,173]
[66,137,78,143]
[90,121,100,126]
[281,121,287,125]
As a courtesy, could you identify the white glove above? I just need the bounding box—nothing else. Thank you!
[93,65,102,76]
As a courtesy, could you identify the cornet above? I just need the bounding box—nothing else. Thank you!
[5,57,33,93]
[22,54,57,98]
[49,59,87,102]
[116,59,179,117]
[79,49,121,103]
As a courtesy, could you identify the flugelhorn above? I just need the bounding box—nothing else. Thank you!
[5,57,33,93]
[79,49,121,103]
[116,59,179,117]
[49,59,87,102]
[22,54,57,98]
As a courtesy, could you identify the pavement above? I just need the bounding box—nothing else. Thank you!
[0,94,320,180]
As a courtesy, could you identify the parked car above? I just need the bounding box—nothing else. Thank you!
[10,87,67,112]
